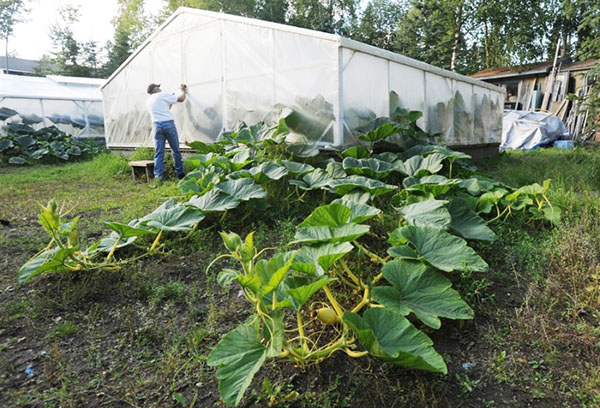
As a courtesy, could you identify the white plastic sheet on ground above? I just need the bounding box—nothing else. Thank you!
[101,7,504,149]
[501,110,570,150]
[0,74,104,138]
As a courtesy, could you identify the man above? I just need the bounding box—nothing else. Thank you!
[146,83,187,181]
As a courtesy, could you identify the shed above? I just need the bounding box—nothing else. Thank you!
[471,58,600,139]
[101,7,504,151]
[0,74,105,138]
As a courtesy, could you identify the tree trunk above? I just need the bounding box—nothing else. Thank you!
[483,19,490,68]
[450,0,464,71]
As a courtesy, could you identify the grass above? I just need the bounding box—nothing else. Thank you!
[0,147,599,407]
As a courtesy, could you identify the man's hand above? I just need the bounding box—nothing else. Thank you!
[177,84,187,102]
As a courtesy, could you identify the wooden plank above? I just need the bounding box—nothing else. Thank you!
[127,160,154,167]
[128,160,155,182]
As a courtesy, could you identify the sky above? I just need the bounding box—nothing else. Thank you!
[8,0,163,60]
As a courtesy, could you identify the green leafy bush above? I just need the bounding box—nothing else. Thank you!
[17,108,561,407]
[0,123,105,165]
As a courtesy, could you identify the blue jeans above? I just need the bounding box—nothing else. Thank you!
[152,120,184,179]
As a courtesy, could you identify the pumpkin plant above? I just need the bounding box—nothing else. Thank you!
[207,201,485,406]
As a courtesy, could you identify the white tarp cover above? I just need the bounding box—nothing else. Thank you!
[0,74,105,138]
[102,7,504,149]
[501,110,570,150]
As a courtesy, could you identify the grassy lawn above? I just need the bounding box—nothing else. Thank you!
[0,148,599,407]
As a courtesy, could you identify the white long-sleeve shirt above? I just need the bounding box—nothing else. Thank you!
[146,91,178,123]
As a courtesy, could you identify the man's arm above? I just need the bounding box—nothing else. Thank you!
[177,84,187,102]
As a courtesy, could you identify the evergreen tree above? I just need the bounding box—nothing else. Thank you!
[49,6,94,77]
[0,0,28,70]
[103,0,150,77]
[288,0,358,35]
[352,0,405,51]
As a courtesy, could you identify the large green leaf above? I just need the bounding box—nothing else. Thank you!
[279,160,314,176]
[187,189,240,212]
[287,144,319,158]
[18,246,78,284]
[185,153,220,168]
[228,150,252,171]
[288,169,333,191]
[94,233,137,254]
[478,189,508,213]
[398,153,445,177]
[9,156,26,164]
[343,309,447,373]
[263,309,285,358]
[356,119,402,143]
[387,226,488,272]
[292,242,354,275]
[207,325,268,407]
[28,148,49,159]
[372,152,402,166]
[248,162,288,183]
[254,252,296,296]
[328,175,396,197]
[298,203,352,228]
[447,199,495,241]
[402,175,457,197]
[342,145,371,159]
[372,259,473,329]
[216,178,266,201]
[140,200,205,232]
[292,223,370,245]
[15,135,36,149]
[342,157,395,180]
[277,276,335,310]
[430,145,471,162]
[105,221,156,238]
[332,198,380,223]
[397,200,451,229]
[0,138,14,152]
[325,161,347,179]
[458,177,499,195]
[178,170,221,195]
[188,140,226,153]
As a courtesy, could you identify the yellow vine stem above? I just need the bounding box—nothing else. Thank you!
[353,241,386,265]
[105,237,121,262]
[345,349,368,358]
[150,230,163,251]
[371,272,383,286]
[350,286,370,314]
[323,285,344,318]
[296,312,309,353]
[340,259,363,287]
[287,346,304,361]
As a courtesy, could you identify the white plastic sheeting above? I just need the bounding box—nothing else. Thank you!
[501,110,570,150]
[0,74,104,138]
[101,7,504,149]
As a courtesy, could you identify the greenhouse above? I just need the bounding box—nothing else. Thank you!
[0,74,105,138]
[101,7,504,150]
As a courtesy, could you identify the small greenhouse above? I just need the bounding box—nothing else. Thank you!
[101,7,504,150]
[0,74,105,138]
